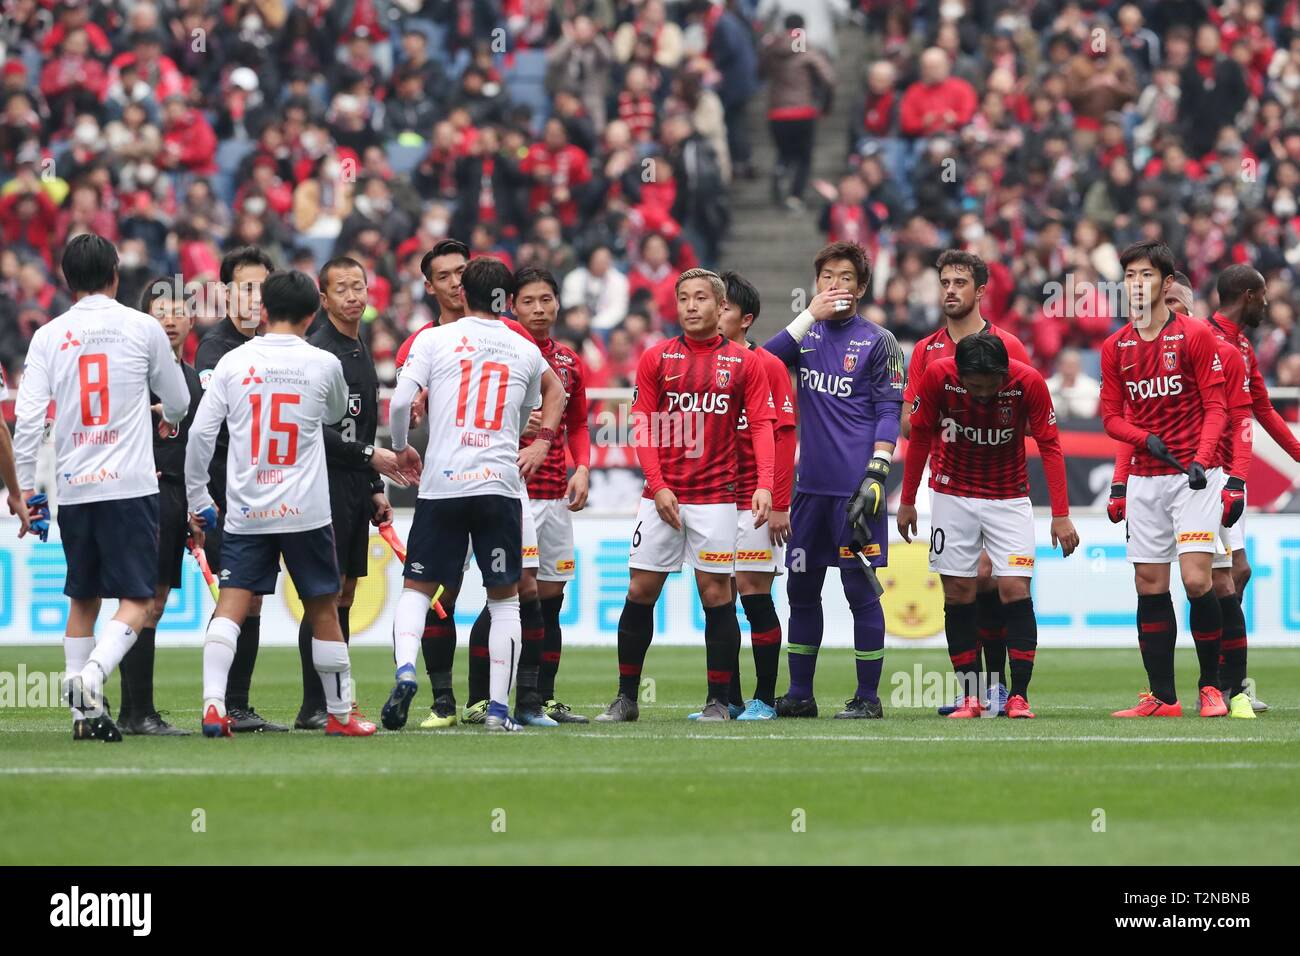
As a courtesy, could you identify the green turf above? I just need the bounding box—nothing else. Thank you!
[1,645,1298,865]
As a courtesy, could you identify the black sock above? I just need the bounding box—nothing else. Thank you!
[703,602,738,704]
[729,606,743,706]
[1001,597,1038,701]
[976,589,1007,687]
[740,593,781,704]
[517,597,544,707]
[944,602,980,700]
[420,605,456,700]
[226,615,259,710]
[338,605,350,644]
[1137,592,1178,704]
[468,606,491,704]
[539,594,564,701]
[1219,594,1247,698]
[617,599,655,699]
[1188,591,1223,690]
[119,625,156,720]
[298,617,324,713]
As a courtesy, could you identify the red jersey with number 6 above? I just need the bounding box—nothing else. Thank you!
[633,334,776,504]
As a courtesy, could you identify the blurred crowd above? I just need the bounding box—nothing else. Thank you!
[2,1,1300,425]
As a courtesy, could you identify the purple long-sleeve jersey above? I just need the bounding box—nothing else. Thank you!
[765,313,905,497]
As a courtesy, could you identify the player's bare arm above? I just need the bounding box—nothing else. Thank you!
[566,465,589,512]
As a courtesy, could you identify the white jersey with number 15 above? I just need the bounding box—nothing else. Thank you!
[186,334,348,534]
[399,315,547,500]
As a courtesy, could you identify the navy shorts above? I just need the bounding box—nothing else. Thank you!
[406,494,521,589]
[157,480,189,589]
[786,491,889,570]
[59,494,159,600]
[218,525,340,599]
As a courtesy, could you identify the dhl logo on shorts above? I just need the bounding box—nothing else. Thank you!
[839,545,882,558]
[736,550,773,562]
[697,551,736,564]
[1007,555,1035,568]
[1177,531,1215,543]
[522,546,540,559]
[556,559,575,572]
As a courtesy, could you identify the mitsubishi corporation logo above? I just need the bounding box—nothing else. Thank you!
[59,331,81,351]
[454,337,475,353]
[242,366,263,385]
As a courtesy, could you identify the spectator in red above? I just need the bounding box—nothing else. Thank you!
[105,29,187,107]
[40,28,108,131]
[0,187,61,269]
[159,95,217,175]
[617,64,658,144]
[899,47,978,138]
[469,222,514,271]
[626,233,677,331]
[236,157,294,219]
[759,13,836,211]
[40,0,113,58]
[521,117,593,231]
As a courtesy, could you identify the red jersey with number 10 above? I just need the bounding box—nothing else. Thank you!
[1100,314,1227,476]
[902,358,1070,514]
[633,334,775,504]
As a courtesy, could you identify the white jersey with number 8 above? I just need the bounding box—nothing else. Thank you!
[398,315,547,500]
[185,333,348,534]
[13,293,190,503]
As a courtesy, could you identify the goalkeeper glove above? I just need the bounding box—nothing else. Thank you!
[1221,476,1246,527]
[1106,484,1126,524]
[847,454,890,528]
[1187,460,1207,490]
[26,493,49,543]
[1145,433,1186,472]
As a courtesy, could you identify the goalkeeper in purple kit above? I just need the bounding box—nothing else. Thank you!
[763,241,904,718]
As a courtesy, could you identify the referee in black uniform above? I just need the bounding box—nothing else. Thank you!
[117,279,203,735]
[193,245,286,732]
[295,256,409,728]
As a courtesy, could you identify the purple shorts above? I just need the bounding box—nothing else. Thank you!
[786,491,889,570]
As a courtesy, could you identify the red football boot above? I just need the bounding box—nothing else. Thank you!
[1112,691,1182,717]
[201,703,233,738]
[326,713,377,736]
[947,695,983,719]
[1006,694,1035,719]
[1198,686,1228,717]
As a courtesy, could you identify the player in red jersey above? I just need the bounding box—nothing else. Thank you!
[710,271,797,720]
[897,333,1078,718]
[902,250,1031,713]
[1100,241,1229,718]
[595,269,776,722]
[1108,268,1259,717]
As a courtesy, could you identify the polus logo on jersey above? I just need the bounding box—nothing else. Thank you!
[1126,376,1182,400]
[667,391,730,414]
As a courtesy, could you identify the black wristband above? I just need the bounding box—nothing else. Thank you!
[1110,483,1126,498]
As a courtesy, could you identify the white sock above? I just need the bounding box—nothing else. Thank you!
[64,636,94,719]
[202,617,240,714]
[392,588,428,681]
[82,619,138,701]
[487,595,522,708]
[313,638,352,720]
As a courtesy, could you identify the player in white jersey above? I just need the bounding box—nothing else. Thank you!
[13,235,190,742]
[185,270,376,737]
[385,257,566,732]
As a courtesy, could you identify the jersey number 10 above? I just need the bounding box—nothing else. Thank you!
[456,360,510,431]
[249,393,300,465]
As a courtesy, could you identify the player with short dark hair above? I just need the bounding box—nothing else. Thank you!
[193,245,284,732]
[188,269,374,736]
[712,270,797,720]
[898,332,1079,718]
[385,257,567,732]
[596,269,776,722]
[292,258,414,727]
[762,241,904,719]
[14,234,190,741]
[1101,241,1230,718]
[115,279,205,736]
[904,249,1032,714]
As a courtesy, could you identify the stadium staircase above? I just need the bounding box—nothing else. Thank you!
[721,27,866,343]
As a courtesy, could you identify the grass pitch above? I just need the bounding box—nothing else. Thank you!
[1,645,1298,865]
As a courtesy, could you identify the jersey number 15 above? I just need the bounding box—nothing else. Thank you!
[249,393,300,466]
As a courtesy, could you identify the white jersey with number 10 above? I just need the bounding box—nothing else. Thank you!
[185,333,348,534]
[399,315,547,500]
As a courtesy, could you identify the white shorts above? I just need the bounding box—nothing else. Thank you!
[1213,511,1245,570]
[531,496,576,581]
[1126,468,1227,565]
[734,507,785,574]
[929,491,1037,578]
[628,498,736,573]
[464,487,540,572]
